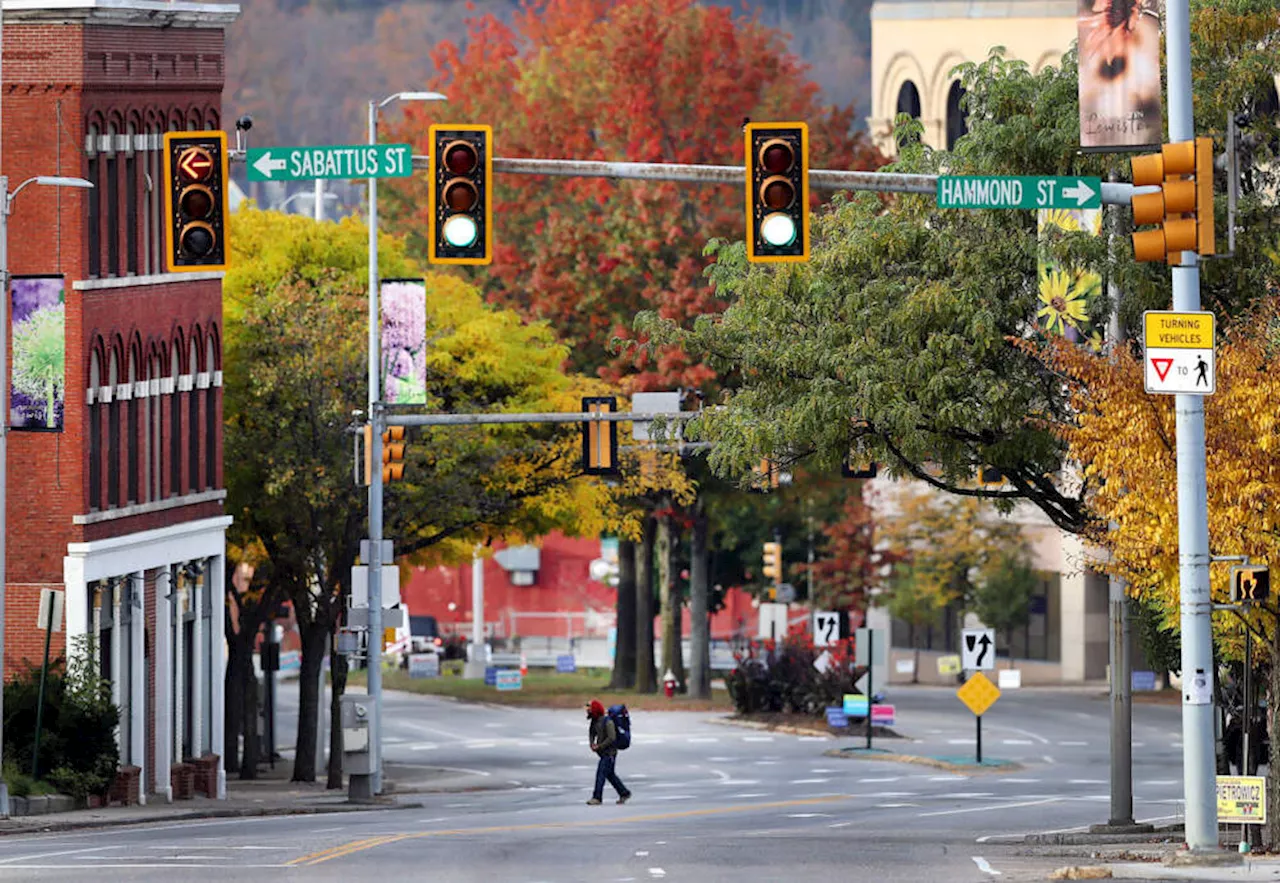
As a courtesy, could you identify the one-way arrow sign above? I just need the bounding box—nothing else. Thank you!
[961,627,995,671]
[1062,178,1096,207]
[252,151,287,179]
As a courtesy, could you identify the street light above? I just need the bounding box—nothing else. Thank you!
[362,89,446,799]
[0,173,94,818]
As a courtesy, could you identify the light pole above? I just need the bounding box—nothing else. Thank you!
[0,173,94,817]
[364,90,445,798]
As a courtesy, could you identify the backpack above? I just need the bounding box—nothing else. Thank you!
[607,704,631,750]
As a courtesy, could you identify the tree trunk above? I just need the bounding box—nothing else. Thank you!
[689,511,711,699]
[327,636,349,789]
[291,622,329,783]
[635,515,657,693]
[240,658,261,780]
[609,538,637,689]
[658,507,678,687]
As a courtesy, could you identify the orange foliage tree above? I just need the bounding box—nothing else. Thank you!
[380,0,882,389]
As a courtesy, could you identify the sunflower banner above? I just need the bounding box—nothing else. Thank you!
[1037,208,1103,351]
[1077,0,1163,151]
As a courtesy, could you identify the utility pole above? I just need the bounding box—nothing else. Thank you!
[1165,0,1218,854]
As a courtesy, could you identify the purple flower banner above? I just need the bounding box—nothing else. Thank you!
[381,278,427,406]
[10,275,65,431]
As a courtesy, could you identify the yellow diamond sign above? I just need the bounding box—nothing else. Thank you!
[957,671,1001,717]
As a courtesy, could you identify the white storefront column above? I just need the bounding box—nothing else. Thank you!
[209,552,226,798]
[110,581,123,753]
[191,568,203,764]
[155,566,173,802]
[173,577,185,765]
[62,557,89,642]
[131,571,146,805]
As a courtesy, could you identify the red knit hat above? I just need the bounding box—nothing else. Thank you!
[587,699,605,717]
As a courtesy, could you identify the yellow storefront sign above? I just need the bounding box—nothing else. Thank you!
[937,655,962,675]
[1143,311,1214,349]
[1217,775,1267,824]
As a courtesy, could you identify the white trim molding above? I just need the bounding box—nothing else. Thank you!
[73,489,227,525]
[195,371,211,390]
[133,380,148,398]
[86,387,96,406]
[160,378,176,395]
[177,375,194,393]
[148,379,161,396]
[115,383,132,401]
[212,370,222,387]
[73,270,225,291]
[99,385,114,404]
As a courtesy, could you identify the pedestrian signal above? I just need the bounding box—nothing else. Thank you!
[581,396,619,476]
[1231,566,1270,604]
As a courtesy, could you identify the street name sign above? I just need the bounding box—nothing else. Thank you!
[247,144,414,182]
[937,175,1102,210]
[1143,310,1215,395]
[957,671,1001,717]
[961,627,996,671]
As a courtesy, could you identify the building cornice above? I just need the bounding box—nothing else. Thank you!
[2,0,240,27]
[73,489,226,525]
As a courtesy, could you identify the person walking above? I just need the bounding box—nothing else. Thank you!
[585,699,631,806]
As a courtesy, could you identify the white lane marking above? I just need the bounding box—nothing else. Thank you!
[416,818,447,824]
[918,797,1059,818]
[972,856,1002,876]
[688,737,718,743]
[1001,740,1032,746]
[532,731,552,737]
[409,743,438,751]
[573,765,592,770]
[947,738,977,745]
[653,783,688,789]
[810,769,837,774]
[649,869,667,878]
[0,846,119,865]
[754,760,778,765]
[433,765,492,777]
[929,776,967,781]
[145,846,288,851]
[313,826,345,833]
[1069,779,1106,785]
[484,722,503,728]
[999,726,1051,745]
[870,792,917,798]
[1132,741,1145,747]
[655,842,667,845]
[999,778,1040,784]
[1058,741,1087,746]
[733,792,768,798]
[464,741,497,749]
[516,740,550,748]
[786,813,831,818]
[947,792,995,798]
[708,756,736,762]
[858,776,900,783]
[635,851,649,857]
[445,802,474,808]
[1143,779,1179,786]
[719,779,761,785]
[1042,755,1056,764]
[742,736,774,742]
[828,821,853,828]
[798,736,830,742]
[630,774,650,779]
[875,803,918,808]
[528,760,550,766]
[653,795,694,801]
[790,778,830,784]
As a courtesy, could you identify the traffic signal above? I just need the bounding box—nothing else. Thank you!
[1231,566,1270,603]
[428,124,492,265]
[162,131,229,271]
[842,458,877,479]
[762,541,783,584]
[581,396,619,476]
[1130,138,1216,262]
[382,425,408,482]
[978,467,1004,486]
[745,122,809,263]
[752,458,780,491]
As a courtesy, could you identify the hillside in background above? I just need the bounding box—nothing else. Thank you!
[225,0,874,153]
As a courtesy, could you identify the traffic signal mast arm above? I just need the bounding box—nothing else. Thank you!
[228,151,1150,205]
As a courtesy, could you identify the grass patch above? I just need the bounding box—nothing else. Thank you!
[344,668,733,712]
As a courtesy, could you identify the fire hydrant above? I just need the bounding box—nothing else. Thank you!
[663,669,677,699]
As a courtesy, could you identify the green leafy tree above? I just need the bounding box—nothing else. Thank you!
[11,302,64,429]
[971,550,1038,667]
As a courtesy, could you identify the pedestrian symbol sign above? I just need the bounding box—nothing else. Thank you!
[957,672,1001,717]
[1143,310,1215,396]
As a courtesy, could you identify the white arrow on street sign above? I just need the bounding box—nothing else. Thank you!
[1062,179,1096,207]
[253,151,287,179]
[961,627,995,671]
[813,611,840,647]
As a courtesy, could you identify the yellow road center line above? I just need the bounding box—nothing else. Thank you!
[289,794,856,866]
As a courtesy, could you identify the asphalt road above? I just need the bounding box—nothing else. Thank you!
[0,683,1187,881]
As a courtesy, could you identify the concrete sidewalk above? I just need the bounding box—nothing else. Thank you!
[1104,857,1280,881]
[0,760,488,836]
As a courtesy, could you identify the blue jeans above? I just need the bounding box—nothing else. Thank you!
[593,753,629,800]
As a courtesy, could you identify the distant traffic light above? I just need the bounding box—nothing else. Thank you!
[978,467,1004,486]
[581,396,619,476]
[842,458,877,479]
[1130,138,1216,262]
[428,124,492,265]
[745,122,809,263]
[163,131,229,271]
[382,425,408,482]
[752,458,781,491]
[762,541,783,584]
[1231,566,1270,603]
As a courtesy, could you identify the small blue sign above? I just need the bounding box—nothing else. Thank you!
[1132,670,1158,691]
[825,706,849,728]
[842,693,869,718]
[496,669,523,691]
[484,665,497,686]
[556,654,577,673]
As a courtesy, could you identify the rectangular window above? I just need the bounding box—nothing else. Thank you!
[126,153,138,275]
[89,403,101,510]
[107,400,120,508]
[87,157,101,278]
[127,396,139,503]
[170,393,180,496]
[188,390,199,492]
[205,388,215,489]
[106,156,120,276]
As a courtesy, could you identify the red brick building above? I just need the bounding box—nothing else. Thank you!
[3,0,237,803]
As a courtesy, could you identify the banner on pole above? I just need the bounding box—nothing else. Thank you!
[380,278,427,405]
[1037,207,1104,351]
[1077,0,1163,150]
[10,276,66,431]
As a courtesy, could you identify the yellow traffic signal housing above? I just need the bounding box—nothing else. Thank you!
[428,124,493,265]
[162,131,230,271]
[581,396,619,476]
[979,466,1004,486]
[762,541,783,583]
[752,458,780,491]
[382,425,407,482]
[842,458,877,479]
[745,122,809,263]
[363,425,373,486]
[1130,138,1215,262]
[1231,566,1270,603]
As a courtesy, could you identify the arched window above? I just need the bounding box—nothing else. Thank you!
[896,81,922,119]
[125,119,139,275]
[87,121,102,278]
[89,349,102,510]
[170,343,181,495]
[107,348,120,508]
[946,81,970,151]
[150,348,162,500]
[205,333,217,489]
[106,120,120,276]
[126,344,139,504]
[189,335,200,492]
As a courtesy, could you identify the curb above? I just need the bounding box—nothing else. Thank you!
[821,747,1022,773]
[0,798,423,837]
[704,717,836,739]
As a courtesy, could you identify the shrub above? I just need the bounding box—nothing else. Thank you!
[726,630,868,716]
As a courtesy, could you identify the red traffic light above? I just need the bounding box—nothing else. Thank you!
[177,146,215,183]
[444,141,478,175]
[760,140,795,174]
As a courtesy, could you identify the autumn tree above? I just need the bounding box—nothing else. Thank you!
[800,482,891,612]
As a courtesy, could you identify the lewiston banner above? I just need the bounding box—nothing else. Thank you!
[1077,0,1163,150]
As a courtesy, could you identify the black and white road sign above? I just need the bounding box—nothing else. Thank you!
[961,627,995,671]
[813,611,840,647]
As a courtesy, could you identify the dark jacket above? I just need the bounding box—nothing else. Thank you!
[589,715,618,757]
